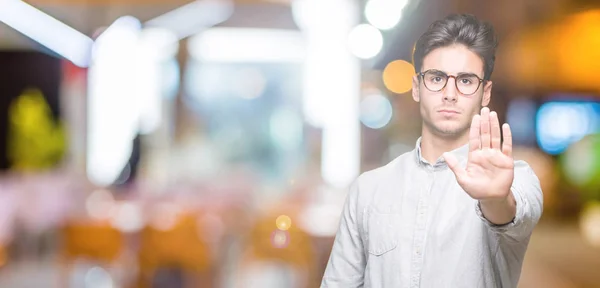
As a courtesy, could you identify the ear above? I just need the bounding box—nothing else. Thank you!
[481,80,492,106]
[412,75,420,103]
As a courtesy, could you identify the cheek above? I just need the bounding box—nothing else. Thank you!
[423,97,442,116]
[462,95,483,112]
[418,97,433,115]
[459,102,481,120]
[418,91,437,107]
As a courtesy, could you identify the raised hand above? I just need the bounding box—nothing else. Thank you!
[443,107,514,202]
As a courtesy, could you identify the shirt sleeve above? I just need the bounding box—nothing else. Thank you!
[321,179,366,288]
[475,160,544,242]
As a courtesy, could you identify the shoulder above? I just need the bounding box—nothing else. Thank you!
[360,149,413,183]
[351,149,415,199]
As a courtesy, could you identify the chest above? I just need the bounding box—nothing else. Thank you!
[362,168,482,255]
[360,165,499,287]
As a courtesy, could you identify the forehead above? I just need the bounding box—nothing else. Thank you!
[421,44,484,76]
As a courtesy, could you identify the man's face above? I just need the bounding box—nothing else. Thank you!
[412,44,492,138]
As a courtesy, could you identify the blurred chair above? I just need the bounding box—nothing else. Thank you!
[236,210,318,288]
[136,212,214,288]
[59,220,126,287]
[0,244,7,269]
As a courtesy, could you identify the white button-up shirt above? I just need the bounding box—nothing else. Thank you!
[321,138,544,288]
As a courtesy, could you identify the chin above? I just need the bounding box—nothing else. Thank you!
[423,116,469,137]
[432,123,468,137]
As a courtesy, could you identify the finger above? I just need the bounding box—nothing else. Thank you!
[490,111,501,150]
[502,123,513,157]
[480,107,491,149]
[443,152,467,184]
[469,115,481,152]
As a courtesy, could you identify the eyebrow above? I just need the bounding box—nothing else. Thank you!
[426,69,482,78]
[456,72,480,78]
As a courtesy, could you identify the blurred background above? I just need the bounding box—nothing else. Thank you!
[0,0,599,287]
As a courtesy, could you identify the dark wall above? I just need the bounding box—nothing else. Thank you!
[0,51,62,170]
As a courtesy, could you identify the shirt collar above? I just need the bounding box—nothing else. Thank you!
[414,137,470,168]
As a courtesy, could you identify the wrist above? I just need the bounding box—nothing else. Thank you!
[478,187,513,204]
[479,193,510,205]
[478,190,516,225]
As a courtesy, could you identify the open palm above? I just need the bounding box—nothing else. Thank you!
[444,107,514,201]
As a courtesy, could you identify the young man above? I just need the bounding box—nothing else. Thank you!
[321,14,543,288]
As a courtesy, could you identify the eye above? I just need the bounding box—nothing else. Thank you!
[430,76,444,83]
[458,76,478,85]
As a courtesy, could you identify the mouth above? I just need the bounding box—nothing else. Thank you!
[438,109,460,114]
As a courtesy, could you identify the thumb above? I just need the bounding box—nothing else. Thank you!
[443,152,466,182]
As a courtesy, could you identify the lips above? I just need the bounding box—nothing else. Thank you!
[438,109,460,114]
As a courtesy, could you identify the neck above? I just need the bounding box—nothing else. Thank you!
[420,126,469,164]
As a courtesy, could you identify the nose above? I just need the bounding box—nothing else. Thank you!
[443,77,458,102]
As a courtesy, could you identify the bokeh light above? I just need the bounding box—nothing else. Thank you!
[84,266,114,288]
[580,202,600,248]
[382,59,415,94]
[347,24,383,60]
[276,215,292,231]
[561,134,600,190]
[85,189,116,220]
[109,201,144,233]
[364,0,407,30]
[271,229,290,249]
[150,203,181,231]
[360,93,393,129]
[555,10,600,91]
[536,101,600,155]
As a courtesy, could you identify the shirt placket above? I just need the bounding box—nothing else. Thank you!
[410,167,434,288]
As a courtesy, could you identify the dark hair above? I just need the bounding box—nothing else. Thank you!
[412,14,498,80]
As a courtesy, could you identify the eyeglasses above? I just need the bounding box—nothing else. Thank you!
[418,69,484,95]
